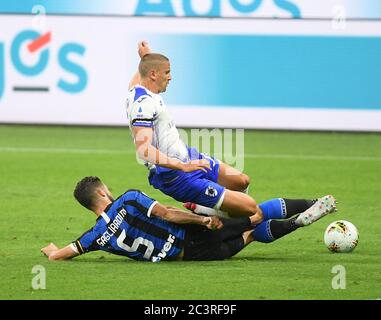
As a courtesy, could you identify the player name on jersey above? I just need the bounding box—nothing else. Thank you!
[96,208,127,246]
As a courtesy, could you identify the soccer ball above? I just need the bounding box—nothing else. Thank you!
[324,220,359,253]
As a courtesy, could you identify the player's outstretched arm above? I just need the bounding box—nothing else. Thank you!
[151,203,223,230]
[41,243,78,261]
[128,41,152,89]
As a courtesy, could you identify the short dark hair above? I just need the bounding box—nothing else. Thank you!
[73,176,103,210]
[138,53,169,77]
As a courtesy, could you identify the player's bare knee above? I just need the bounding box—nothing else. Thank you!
[233,173,250,191]
[241,174,250,190]
[244,198,258,215]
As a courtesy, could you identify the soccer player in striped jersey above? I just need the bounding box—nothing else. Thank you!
[41,177,336,262]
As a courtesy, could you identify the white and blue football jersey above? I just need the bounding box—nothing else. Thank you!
[126,85,189,168]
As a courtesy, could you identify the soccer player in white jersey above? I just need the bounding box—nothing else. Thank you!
[126,41,332,226]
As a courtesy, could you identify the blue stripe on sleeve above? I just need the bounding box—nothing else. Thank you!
[132,121,153,128]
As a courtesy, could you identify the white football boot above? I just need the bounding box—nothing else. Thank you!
[295,195,337,226]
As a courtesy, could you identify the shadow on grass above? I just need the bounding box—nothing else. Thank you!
[68,254,291,264]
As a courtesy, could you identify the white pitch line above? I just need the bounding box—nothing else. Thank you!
[245,153,381,161]
[0,147,132,155]
[0,146,381,161]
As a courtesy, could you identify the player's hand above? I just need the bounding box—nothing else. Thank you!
[203,216,223,230]
[181,159,210,173]
[41,243,58,257]
[138,41,151,58]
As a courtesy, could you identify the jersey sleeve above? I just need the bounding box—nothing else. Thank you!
[71,228,100,255]
[136,191,158,217]
[130,94,157,128]
[122,190,158,218]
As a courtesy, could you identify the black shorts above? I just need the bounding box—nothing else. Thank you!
[182,217,252,261]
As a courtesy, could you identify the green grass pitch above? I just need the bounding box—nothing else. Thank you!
[0,125,380,300]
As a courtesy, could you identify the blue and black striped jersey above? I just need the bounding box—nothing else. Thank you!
[71,190,185,262]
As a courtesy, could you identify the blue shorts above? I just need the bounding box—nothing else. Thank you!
[148,147,225,208]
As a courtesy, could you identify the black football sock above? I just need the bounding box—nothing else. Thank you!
[269,217,300,240]
[283,199,317,218]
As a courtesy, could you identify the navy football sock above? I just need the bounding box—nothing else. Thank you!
[252,217,299,243]
[252,220,274,243]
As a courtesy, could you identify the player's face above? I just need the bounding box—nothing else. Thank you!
[156,61,171,93]
[103,184,114,202]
